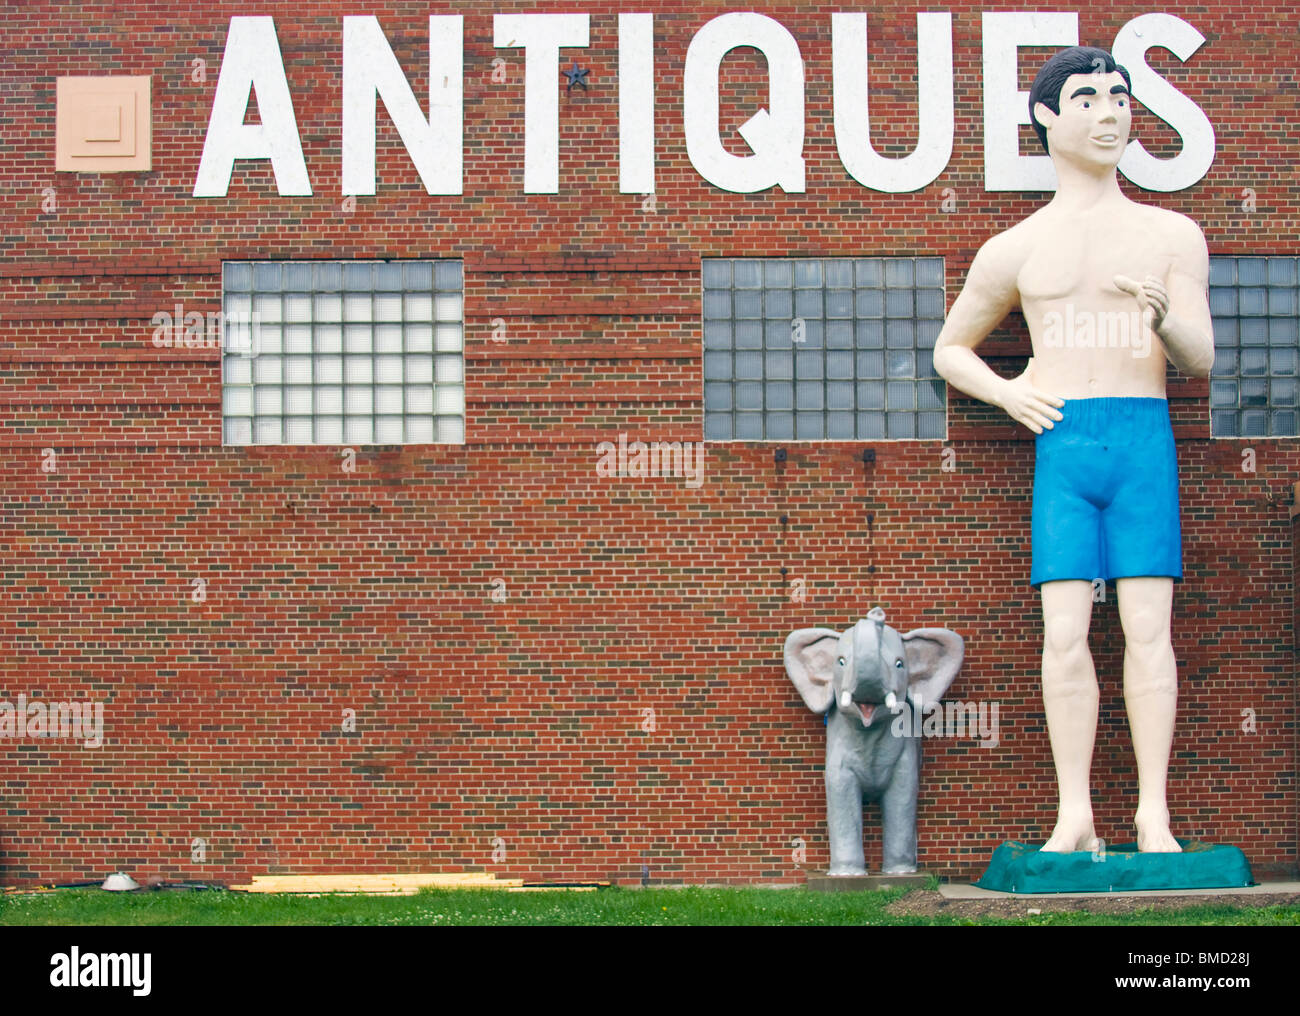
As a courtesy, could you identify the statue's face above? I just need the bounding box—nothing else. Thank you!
[1039,70,1131,168]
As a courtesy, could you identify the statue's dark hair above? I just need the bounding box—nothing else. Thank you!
[1028,46,1132,154]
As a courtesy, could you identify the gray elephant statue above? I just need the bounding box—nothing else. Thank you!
[785,607,964,876]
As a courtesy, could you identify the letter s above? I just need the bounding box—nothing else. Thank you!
[1113,14,1215,192]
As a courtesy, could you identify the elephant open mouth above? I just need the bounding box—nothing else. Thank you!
[850,703,877,727]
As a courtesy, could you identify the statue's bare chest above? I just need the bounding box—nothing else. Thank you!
[1016,214,1176,306]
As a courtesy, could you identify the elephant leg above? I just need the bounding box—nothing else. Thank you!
[825,767,867,876]
[880,742,920,874]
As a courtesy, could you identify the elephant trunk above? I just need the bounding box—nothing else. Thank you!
[851,616,891,704]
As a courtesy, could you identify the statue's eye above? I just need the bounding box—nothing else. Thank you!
[837,656,846,667]
[895,659,904,669]
[1081,101,1091,108]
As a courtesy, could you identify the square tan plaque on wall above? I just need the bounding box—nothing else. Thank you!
[55,75,151,172]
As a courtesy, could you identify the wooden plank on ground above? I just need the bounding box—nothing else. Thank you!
[231,872,526,894]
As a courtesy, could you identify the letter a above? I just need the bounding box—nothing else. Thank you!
[193,17,312,196]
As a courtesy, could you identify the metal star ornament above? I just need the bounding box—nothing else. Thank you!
[563,61,590,91]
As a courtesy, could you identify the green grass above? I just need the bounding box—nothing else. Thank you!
[2,887,1298,926]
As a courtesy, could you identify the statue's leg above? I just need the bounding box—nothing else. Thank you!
[1040,578,1100,852]
[825,765,867,876]
[1116,575,1181,853]
[879,740,919,873]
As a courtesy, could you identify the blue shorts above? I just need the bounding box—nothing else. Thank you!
[1030,397,1182,588]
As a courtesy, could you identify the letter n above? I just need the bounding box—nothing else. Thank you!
[342,16,463,195]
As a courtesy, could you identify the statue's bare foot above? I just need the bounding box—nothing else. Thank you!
[1041,809,1098,853]
[1135,807,1182,853]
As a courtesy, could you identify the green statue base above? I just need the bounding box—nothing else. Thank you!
[975,840,1254,894]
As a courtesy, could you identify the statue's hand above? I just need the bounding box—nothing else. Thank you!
[1000,358,1064,435]
[1114,274,1170,333]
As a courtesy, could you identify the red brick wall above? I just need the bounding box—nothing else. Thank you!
[0,1,1295,884]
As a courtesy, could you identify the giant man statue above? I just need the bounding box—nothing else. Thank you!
[933,46,1215,853]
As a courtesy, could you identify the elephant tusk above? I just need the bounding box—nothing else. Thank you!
[885,692,898,711]
[840,691,852,708]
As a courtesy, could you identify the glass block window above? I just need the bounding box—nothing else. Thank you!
[1209,256,1299,438]
[702,258,946,440]
[221,260,464,445]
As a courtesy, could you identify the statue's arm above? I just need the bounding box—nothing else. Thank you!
[933,239,1064,433]
[1156,219,1215,378]
[1113,216,1215,378]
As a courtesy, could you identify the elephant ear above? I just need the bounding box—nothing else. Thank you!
[784,627,843,714]
[902,628,965,705]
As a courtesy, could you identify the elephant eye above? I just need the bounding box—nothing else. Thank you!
[837,656,846,667]
[895,659,904,669]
